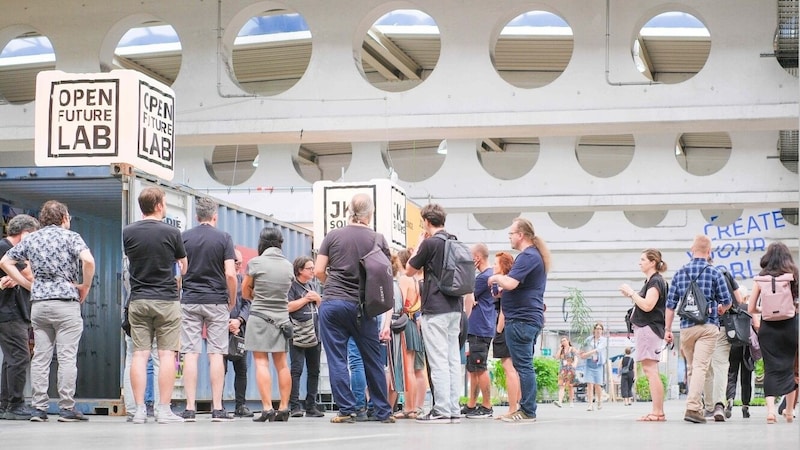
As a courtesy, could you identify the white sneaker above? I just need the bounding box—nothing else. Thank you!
[553,401,562,408]
[132,406,147,424]
[155,405,184,424]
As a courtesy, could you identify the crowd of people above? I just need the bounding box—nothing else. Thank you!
[0,192,796,428]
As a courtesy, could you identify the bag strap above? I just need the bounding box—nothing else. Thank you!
[250,310,280,328]
[690,264,708,283]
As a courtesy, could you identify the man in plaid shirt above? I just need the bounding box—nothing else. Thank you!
[665,235,732,424]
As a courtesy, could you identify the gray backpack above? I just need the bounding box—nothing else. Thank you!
[431,233,475,297]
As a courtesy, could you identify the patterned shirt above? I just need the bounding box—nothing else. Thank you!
[666,258,732,328]
[5,225,89,301]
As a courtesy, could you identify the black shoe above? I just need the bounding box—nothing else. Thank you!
[211,409,233,422]
[58,408,89,422]
[29,409,48,422]
[290,407,304,418]
[724,399,733,419]
[274,409,290,422]
[181,409,197,422]
[234,405,254,417]
[355,408,377,422]
[460,405,476,416]
[253,409,276,422]
[5,403,32,420]
[146,402,155,417]
[305,406,325,418]
[0,403,7,419]
[742,405,750,419]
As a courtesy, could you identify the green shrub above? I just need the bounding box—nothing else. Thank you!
[634,373,668,401]
[491,356,559,402]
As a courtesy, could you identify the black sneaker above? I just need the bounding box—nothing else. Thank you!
[211,409,232,422]
[29,409,48,422]
[234,405,254,417]
[355,408,377,422]
[415,409,450,424]
[742,405,750,419]
[290,407,304,418]
[6,403,32,420]
[466,405,493,419]
[305,406,325,418]
[0,403,7,420]
[460,405,476,417]
[58,408,89,422]
[181,409,197,422]
[724,399,733,419]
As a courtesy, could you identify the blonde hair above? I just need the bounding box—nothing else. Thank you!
[513,217,552,273]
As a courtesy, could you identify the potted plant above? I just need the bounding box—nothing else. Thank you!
[492,356,559,402]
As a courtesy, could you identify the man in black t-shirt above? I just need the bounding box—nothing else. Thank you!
[406,203,464,424]
[180,197,237,422]
[0,214,39,420]
[123,186,187,424]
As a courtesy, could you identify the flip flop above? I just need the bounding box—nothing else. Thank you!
[637,413,666,422]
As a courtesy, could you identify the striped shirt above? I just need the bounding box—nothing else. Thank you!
[666,258,732,328]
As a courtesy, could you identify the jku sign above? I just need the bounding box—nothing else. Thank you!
[35,70,176,180]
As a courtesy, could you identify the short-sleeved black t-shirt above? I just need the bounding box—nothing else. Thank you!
[318,225,389,302]
[631,272,667,339]
[123,219,186,301]
[0,238,29,323]
[181,224,236,304]
[408,230,462,315]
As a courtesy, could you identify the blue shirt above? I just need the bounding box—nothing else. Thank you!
[667,258,732,328]
[468,267,496,338]
[501,246,547,326]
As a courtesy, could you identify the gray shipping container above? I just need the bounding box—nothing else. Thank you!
[0,166,313,411]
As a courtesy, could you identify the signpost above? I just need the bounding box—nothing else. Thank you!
[35,70,175,180]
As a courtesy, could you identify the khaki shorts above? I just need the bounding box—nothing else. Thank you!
[129,300,181,352]
[181,303,230,354]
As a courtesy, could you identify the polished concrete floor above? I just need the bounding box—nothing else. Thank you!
[0,400,797,450]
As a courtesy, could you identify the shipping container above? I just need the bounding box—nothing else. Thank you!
[0,166,313,413]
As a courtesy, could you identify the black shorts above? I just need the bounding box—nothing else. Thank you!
[492,330,510,359]
[466,334,492,372]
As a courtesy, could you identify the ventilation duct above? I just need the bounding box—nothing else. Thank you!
[775,0,799,70]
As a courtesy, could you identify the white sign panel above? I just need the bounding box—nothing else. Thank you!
[35,70,175,180]
[312,180,407,250]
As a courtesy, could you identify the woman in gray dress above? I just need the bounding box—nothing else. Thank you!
[242,228,294,422]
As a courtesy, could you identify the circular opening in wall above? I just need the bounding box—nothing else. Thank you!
[701,209,743,228]
[576,134,635,178]
[385,139,445,182]
[634,11,710,84]
[114,22,182,86]
[675,132,731,176]
[473,212,522,230]
[358,9,440,93]
[208,145,259,186]
[478,138,539,180]
[295,142,352,182]
[0,30,55,104]
[624,210,668,228]
[492,10,574,89]
[549,211,593,229]
[232,9,312,96]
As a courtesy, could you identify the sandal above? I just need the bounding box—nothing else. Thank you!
[766,414,777,424]
[637,413,666,422]
[393,410,419,419]
[783,412,794,423]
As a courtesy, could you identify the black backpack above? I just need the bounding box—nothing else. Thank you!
[431,233,475,297]
[358,232,395,317]
[676,265,710,325]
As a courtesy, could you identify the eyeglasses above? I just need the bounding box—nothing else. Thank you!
[654,342,675,355]
[508,230,520,236]
[303,266,314,271]
[234,261,242,265]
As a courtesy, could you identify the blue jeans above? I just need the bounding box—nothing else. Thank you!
[318,300,390,419]
[505,320,541,417]
[347,338,370,411]
[145,358,155,404]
